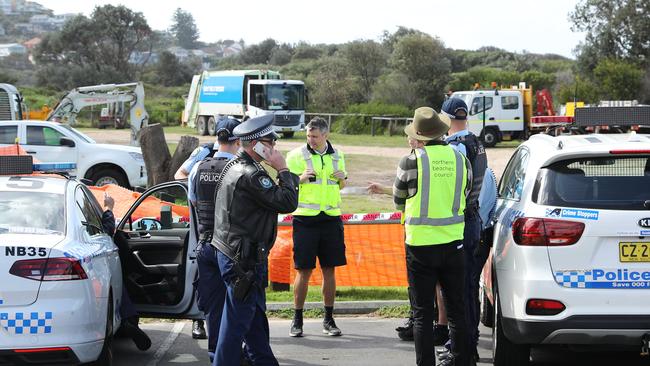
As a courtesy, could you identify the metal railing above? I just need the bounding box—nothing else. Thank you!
[304,113,413,136]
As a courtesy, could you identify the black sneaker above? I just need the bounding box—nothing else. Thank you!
[322,318,342,336]
[436,348,454,366]
[192,320,207,339]
[395,317,414,341]
[289,320,303,337]
[432,323,449,346]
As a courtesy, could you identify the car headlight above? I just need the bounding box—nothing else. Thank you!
[129,152,144,162]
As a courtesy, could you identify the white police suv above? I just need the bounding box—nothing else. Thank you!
[0,156,201,365]
[488,107,650,365]
[0,121,146,188]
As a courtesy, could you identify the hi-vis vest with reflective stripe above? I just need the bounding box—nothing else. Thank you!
[405,145,468,246]
[286,144,345,216]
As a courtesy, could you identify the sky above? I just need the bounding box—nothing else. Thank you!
[36,0,586,59]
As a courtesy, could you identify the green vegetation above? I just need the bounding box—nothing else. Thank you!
[266,286,408,303]
[371,305,411,318]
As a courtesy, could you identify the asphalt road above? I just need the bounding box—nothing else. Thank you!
[114,318,650,366]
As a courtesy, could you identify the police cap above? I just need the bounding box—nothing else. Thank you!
[233,114,279,141]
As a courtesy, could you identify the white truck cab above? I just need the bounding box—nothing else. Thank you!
[0,120,146,188]
[451,87,531,147]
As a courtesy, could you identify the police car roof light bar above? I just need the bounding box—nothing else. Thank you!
[574,106,650,127]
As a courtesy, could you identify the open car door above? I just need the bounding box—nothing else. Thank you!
[114,181,201,318]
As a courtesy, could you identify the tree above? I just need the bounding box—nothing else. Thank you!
[239,38,277,65]
[306,57,354,112]
[391,33,451,107]
[155,51,192,86]
[169,8,199,49]
[35,5,152,89]
[269,43,293,66]
[593,58,644,100]
[372,72,423,108]
[571,0,650,68]
[341,40,387,102]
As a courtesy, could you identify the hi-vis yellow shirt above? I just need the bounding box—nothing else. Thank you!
[287,142,346,216]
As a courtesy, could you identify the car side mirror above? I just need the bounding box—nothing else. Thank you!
[60,137,75,147]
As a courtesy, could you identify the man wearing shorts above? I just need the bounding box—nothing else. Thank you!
[286,117,347,337]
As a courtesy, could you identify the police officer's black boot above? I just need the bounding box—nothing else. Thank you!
[192,319,207,339]
[121,316,151,351]
[395,316,414,341]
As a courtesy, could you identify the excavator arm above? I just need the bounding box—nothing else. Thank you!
[47,82,148,146]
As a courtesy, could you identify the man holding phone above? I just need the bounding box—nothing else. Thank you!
[211,114,299,366]
[286,117,348,337]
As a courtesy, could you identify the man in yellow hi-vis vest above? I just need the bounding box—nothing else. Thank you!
[394,107,472,366]
[286,117,347,338]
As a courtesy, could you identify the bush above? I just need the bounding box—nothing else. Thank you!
[334,102,410,135]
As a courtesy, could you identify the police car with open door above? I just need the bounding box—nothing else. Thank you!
[113,180,201,321]
[486,107,650,366]
[0,156,200,365]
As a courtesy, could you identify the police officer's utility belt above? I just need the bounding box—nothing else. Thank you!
[199,231,213,242]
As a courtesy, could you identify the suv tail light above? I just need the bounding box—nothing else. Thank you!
[10,258,88,281]
[512,217,585,246]
[526,299,565,315]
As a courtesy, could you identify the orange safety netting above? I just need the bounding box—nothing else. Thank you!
[86,185,189,222]
[269,223,408,287]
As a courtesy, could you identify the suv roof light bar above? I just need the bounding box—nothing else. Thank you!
[574,106,650,127]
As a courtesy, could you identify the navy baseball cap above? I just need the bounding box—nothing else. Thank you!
[216,118,240,142]
[441,98,468,120]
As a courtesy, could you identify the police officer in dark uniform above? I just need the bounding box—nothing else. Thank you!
[193,118,240,362]
[442,97,488,364]
[211,114,299,366]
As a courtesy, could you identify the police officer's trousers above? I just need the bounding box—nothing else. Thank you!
[196,241,226,359]
[215,250,278,366]
[406,241,469,366]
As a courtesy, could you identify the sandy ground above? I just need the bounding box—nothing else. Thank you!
[84,130,516,181]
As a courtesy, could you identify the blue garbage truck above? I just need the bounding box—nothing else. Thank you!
[182,70,306,138]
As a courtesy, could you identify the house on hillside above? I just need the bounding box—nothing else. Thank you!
[23,37,41,50]
[223,42,243,57]
[0,0,47,15]
[0,43,27,57]
[129,51,159,65]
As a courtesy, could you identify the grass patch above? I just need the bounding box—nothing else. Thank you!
[266,286,408,303]
[267,308,325,319]
[341,194,394,213]
[370,305,411,318]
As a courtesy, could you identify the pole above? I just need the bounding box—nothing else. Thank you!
[482,95,486,140]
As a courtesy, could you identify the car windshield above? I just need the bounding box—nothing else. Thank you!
[534,156,650,210]
[60,124,95,143]
[0,191,65,234]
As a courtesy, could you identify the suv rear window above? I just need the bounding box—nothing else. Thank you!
[533,156,650,210]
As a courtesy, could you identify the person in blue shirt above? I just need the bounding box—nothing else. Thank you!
[174,118,239,340]
[437,97,493,365]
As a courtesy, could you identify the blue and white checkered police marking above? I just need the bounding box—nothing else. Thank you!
[555,268,650,289]
[1,312,53,334]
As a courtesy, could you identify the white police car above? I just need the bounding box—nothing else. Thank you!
[488,107,650,365]
[0,157,200,365]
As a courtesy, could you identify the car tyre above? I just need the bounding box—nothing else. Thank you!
[207,116,217,136]
[481,128,499,148]
[197,116,208,136]
[91,168,128,188]
[480,284,494,328]
[87,293,113,366]
[492,289,530,366]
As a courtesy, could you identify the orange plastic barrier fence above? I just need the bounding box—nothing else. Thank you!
[87,185,189,222]
[269,218,408,287]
